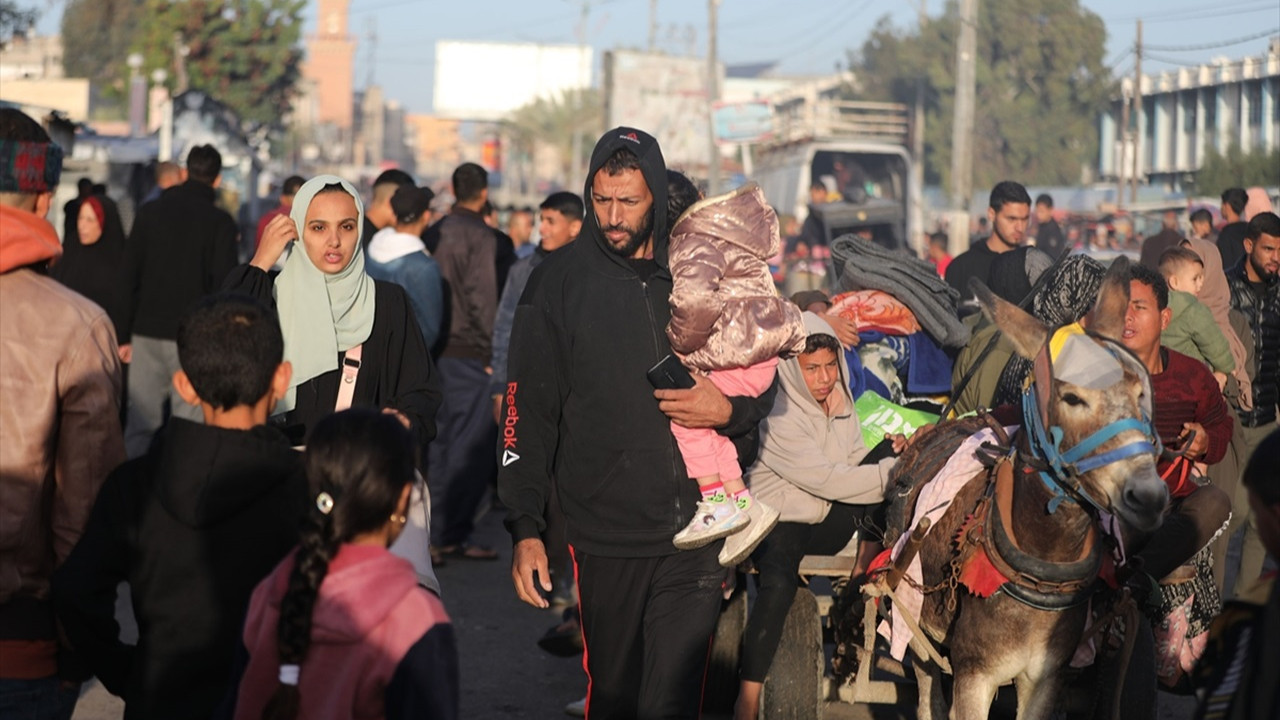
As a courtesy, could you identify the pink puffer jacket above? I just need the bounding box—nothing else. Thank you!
[667,183,807,371]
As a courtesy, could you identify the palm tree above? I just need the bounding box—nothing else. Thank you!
[504,87,602,190]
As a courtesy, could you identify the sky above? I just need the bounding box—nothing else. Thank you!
[32,0,1280,115]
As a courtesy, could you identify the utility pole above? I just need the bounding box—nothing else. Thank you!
[706,0,721,195]
[570,0,590,187]
[1129,19,1143,205]
[910,0,927,254]
[949,0,977,213]
[649,0,658,52]
[1117,81,1129,209]
[946,0,977,257]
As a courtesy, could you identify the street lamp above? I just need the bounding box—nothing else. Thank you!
[127,53,146,137]
[150,68,173,161]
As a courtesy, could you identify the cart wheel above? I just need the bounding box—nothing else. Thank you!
[761,587,823,720]
[703,582,748,713]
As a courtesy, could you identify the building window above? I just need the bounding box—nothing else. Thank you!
[1247,81,1263,128]
[1203,88,1217,146]
[1182,91,1196,132]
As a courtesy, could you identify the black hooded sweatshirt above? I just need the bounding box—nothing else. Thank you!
[498,127,776,557]
[52,419,305,719]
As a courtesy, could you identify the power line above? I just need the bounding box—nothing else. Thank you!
[1140,3,1278,25]
[1106,47,1133,70]
[788,0,876,67]
[770,0,875,61]
[1104,0,1271,22]
[1145,28,1279,52]
[1143,52,1215,68]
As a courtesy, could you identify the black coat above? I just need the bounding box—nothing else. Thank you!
[223,264,442,446]
[52,420,305,720]
[121,181,239,341]
[498,127,776,558]
[52,195,128,339]
[1227,258,1280,426]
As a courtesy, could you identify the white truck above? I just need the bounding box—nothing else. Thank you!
[753,99,916,254]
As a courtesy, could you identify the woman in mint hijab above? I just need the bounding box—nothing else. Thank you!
[223,175,440,446]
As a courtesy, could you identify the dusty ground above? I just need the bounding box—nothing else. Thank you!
[69,509,1201,719]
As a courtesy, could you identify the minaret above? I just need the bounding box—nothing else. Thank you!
[303,0,356,132]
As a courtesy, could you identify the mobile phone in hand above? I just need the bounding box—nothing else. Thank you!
[646,354,696,390]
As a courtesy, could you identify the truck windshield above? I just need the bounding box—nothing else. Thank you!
[810,151,906,206]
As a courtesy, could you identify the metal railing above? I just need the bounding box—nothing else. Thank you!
[770,99,911,146]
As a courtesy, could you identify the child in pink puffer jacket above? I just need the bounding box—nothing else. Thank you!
[665,172,806,566]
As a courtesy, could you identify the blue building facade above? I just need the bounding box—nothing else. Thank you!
[1100,39,1279,193]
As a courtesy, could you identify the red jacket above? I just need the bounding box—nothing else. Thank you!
[232,544,457,719]
[1151,347,1234,497]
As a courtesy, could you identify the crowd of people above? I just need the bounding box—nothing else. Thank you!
[2,104,1278,720]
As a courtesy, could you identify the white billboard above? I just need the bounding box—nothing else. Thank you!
[603,50,724,170]
[433,41,592,121]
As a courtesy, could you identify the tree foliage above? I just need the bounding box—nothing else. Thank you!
[505,88,602,188]
[60,0,146,101]
[0,1,37,46]
[851,0,1113,189]
[134,0,305,128]
[1192,142,1280,195]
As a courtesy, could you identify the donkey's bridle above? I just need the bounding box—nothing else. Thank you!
[1020,330,1163,516]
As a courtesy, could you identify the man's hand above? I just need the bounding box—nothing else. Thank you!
[512,537,551,609]
[250,213,296,271]
[118,343,132,364]
[655,374,732,429]
[1178,422,1209,458]
[823,312,860,349]
[493,394,504,425]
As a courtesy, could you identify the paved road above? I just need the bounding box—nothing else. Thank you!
[69,507,1199,719]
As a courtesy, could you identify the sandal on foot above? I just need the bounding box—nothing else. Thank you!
[438,543,499,561]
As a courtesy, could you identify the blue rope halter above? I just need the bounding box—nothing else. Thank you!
[1020,347,1163,515]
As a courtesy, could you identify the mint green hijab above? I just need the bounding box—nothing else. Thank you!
[273,175,376,413]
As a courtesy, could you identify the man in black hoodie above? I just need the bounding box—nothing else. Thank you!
[53,294,305,719]
[120,144,240,458]
[499,127,776,718]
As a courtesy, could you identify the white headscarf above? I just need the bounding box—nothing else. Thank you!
[272,175,376,413]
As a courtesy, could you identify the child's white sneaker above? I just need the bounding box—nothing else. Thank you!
[673,497,749,550]
[719,499,780,567]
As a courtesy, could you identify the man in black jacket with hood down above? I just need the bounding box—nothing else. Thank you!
[52,294,305,718]
[499,127,775,717]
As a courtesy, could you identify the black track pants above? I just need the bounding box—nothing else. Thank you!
[572,543,725,720]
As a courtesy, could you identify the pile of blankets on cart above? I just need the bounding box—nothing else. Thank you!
[829,235,969,411]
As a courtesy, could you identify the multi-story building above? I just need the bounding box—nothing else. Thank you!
[1099,38,1280,193]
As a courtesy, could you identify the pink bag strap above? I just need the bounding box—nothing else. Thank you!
[334,344,363,412]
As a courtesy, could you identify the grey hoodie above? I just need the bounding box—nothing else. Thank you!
[747,312,895,523]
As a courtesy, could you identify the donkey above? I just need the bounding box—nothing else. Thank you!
[898,257,1169,720]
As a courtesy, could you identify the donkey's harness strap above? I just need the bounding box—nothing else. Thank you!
[958,460,1103,611]
[1021,384,1160,515]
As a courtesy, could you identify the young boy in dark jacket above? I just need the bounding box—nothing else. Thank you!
[53,293,305,719]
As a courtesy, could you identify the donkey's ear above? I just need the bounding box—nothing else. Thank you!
[972,278,1047,360]
[1089,256,1132,342]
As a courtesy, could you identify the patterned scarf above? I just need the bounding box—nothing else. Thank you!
[991,255,1107,407]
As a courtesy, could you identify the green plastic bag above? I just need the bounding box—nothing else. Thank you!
[854,392,939,448]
